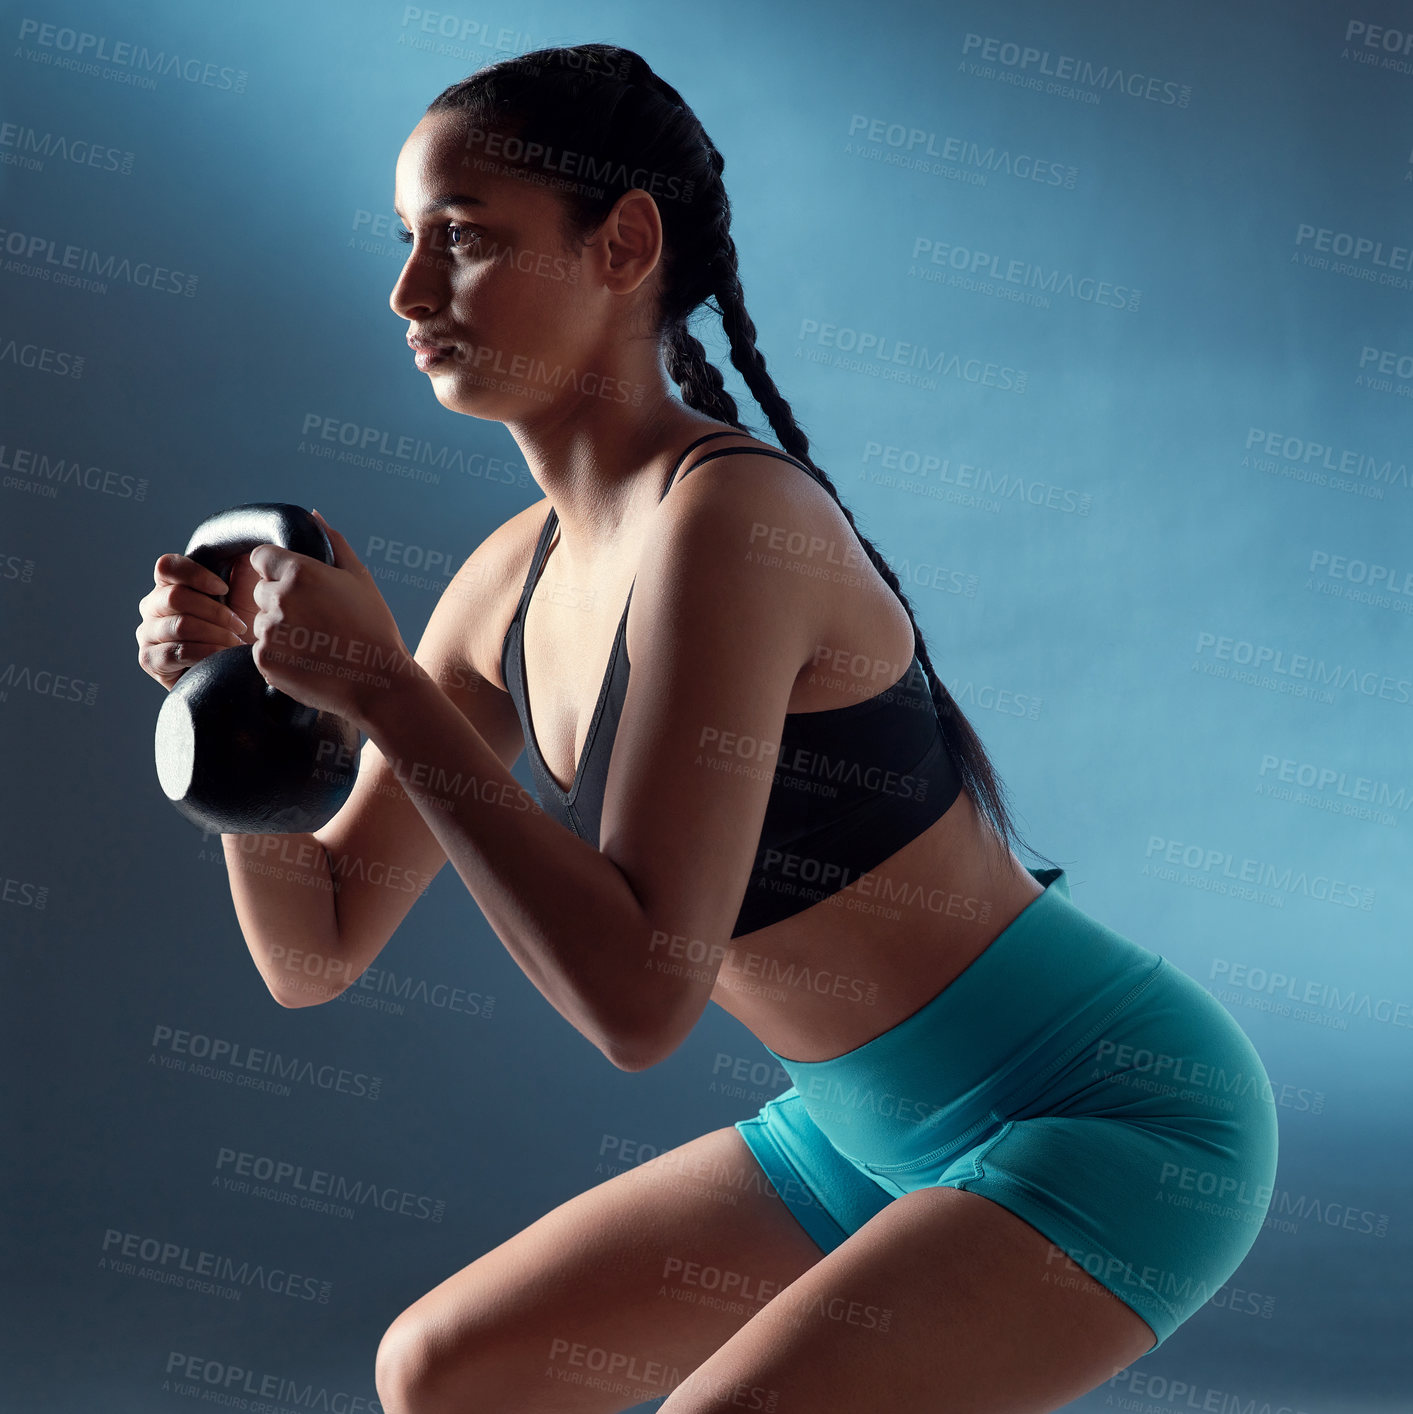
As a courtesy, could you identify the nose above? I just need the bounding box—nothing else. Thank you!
[389,245,446,321]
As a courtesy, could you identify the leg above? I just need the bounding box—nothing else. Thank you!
[375,1124,827,1414]
[657,1185,1156,1414]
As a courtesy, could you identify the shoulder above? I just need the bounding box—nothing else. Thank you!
[415,495,553,692]
[636,434,871,628]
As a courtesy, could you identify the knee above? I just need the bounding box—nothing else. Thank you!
[375,1314,432,1414]
[375,1305,522,1414]
[375,1312,464,1414]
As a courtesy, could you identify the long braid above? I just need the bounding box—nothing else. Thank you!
[675,170,1051,867]
[662,325,748,433]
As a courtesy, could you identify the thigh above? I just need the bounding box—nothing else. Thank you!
[657,1184,1157,1414]
[375,1123,828,1414]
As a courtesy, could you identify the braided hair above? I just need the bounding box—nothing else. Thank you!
[425,43,1053,870]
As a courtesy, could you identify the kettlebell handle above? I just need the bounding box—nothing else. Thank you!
[183,502,333,584]
[179,502,332,704]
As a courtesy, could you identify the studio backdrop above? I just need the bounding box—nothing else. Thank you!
[2,1,1408,1410]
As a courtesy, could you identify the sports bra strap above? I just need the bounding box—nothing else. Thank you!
[655,430,745,501]
[659,444,820,502]
[512,434,818,623]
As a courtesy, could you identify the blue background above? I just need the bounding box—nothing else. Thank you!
[2,0,1409,1409]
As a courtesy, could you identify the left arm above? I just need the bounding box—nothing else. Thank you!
[257,477,824,1069]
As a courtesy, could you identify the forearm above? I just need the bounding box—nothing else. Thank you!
[221,831,345,1007]
[359,667,658,1063]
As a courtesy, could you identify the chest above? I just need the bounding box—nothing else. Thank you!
[517,544,638,796]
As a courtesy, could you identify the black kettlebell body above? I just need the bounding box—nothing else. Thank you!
[154,503,361,835]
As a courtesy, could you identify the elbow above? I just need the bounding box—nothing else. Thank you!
[598,1007,672,1071]
[602,1033,667,1072]
[599,1000,691,1073]
[602,1040,667,1068]
[267,974,345,1009]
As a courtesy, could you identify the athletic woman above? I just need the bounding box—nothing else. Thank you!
[135,44,1278,1414]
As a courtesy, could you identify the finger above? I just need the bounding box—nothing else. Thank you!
[310,509,366,576]
[142,582,248,635]
[154,552,229,598]
[139,639,231,679]
[247,541,310,581]
[137,611,247,650]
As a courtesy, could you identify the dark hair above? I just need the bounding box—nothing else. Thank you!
[424,43,1054,871]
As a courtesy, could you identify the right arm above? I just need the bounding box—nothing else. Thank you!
[136,512,535,1007]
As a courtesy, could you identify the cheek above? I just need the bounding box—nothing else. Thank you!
[473,263,588,352]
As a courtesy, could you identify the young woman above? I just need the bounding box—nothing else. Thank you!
[136,44,1278,1414]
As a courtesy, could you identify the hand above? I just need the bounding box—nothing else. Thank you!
[248,509,422,729]
[136,551,255,691]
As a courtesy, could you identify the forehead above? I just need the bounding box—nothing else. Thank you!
[393,111,553,220]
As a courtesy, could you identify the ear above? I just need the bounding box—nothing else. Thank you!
[599,187,663,295]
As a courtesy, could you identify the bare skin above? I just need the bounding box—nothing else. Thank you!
[136,104,1156,1413]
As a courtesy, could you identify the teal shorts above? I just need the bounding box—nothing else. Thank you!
[734,868,1279,1351]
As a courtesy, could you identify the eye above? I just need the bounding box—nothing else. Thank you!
[395,223,481,252]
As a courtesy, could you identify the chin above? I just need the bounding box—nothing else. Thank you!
[432,378,522,422]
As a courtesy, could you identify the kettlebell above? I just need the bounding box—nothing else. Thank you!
[154,502,361,835]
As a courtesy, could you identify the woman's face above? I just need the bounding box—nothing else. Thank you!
[389,110,660,421]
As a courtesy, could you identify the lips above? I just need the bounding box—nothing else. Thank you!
[408,337,456,352]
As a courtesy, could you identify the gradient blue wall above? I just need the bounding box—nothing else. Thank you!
[2,1,1409,1410]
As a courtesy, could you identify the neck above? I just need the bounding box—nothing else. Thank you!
[504,387,737,567]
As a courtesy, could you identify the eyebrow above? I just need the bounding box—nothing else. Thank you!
[392,192,488,221]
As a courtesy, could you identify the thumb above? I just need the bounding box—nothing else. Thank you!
[310,508,366,576]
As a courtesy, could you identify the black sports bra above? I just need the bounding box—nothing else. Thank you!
[500,430,964,937]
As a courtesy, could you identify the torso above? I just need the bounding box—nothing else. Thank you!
[475,427,1043,1063]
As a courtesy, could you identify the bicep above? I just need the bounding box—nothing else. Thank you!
[598,481,821,1028]
[311,547,527,981]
